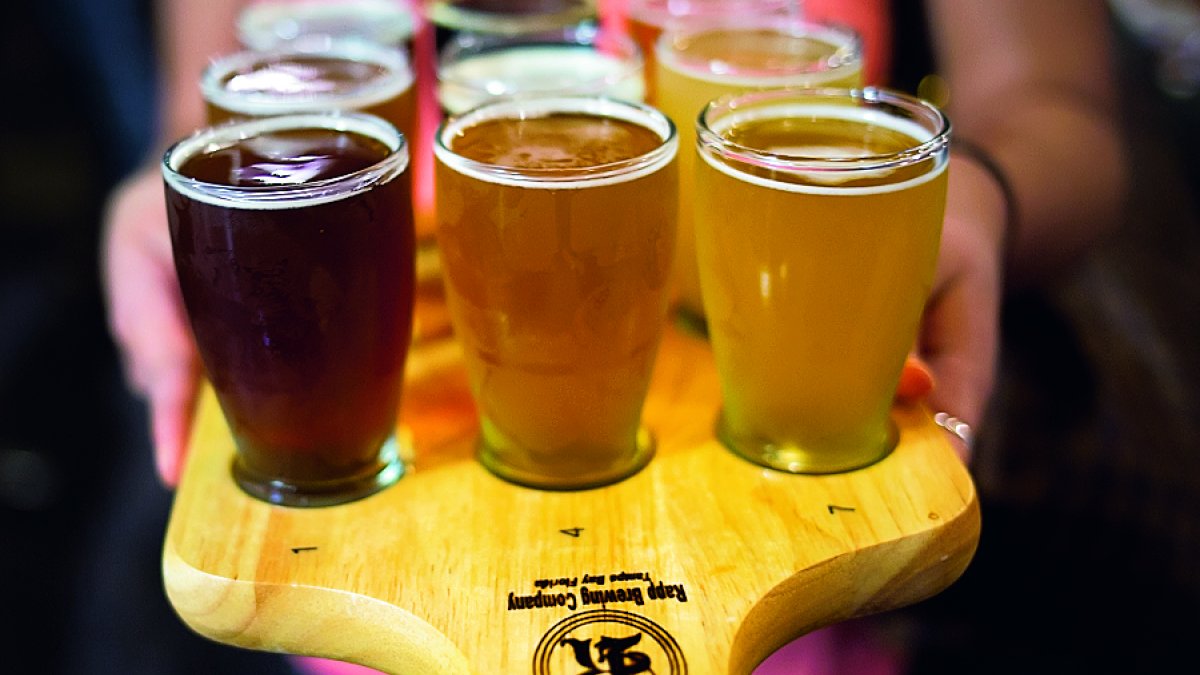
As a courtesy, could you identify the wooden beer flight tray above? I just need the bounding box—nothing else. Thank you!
[162,308,980,674]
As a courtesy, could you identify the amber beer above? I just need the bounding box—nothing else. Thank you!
[694,88,949,473]
[202,39,417,170]
[162,113,415,506]
[434,96,677,489]
[655,17,862,320]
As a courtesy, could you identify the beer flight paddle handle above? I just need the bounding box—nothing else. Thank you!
[162,321,979,674]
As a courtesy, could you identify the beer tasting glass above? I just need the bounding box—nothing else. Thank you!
[437,23,644,116]
[694,87,950,473]
[625,0,801,102]
[236,0,418,53]
[162,112,416,506]
[655,16,862,321]
[434,96,678,489]
[425,0,598,49]
[235,0,439,242]
[202,38,417,171]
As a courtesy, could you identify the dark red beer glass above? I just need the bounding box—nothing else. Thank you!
[162,113,415,506]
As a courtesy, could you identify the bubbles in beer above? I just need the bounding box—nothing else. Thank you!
[709,106,943,189]
[725,115,915,154]
[448,113,661,169]
[179,129,389,187]
[674,28,844,75]
[433,100,676,486]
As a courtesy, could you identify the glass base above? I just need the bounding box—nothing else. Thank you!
[716,412,898,474]
[232,434,406,507]
[478,427,656,491]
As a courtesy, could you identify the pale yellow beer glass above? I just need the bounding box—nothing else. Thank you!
[656,17,862,321]
[437,24,644,116]
[626,0,801,103]
[694,87,950,473]
[434,96,678,489]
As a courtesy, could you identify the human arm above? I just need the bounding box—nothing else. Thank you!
[916,0,1129,458]
[101,0,242,485]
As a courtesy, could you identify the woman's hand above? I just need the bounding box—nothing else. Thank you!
[921,153,1008,462]
[102,164,200,486]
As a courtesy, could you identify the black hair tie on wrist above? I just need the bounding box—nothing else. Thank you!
[950,138,1017,270]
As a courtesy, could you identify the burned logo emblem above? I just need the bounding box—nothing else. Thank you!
[532,609,686,674]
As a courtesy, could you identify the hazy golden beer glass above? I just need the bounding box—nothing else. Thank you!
[435,96,677,489]
[236,0,418,52]
[694,88,949,473]
[656,17,862,319]
[202,39,417,165]
[437,24,644,116]
[626,0,800,102]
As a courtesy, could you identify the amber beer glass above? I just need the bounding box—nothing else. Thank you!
[162,113,415,506]
[202,39,417,172]
[656,16,861,320]
[434,96,677,489]
[694,88,949,473]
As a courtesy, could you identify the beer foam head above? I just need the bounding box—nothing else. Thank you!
[203,39,414,117]
[698,90,949,195]
[435,96,677,189]
[164,112,408,210]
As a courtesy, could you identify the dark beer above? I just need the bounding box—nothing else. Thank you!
[163,113,415,506]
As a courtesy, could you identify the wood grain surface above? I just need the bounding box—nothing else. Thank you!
[163,317,980,674]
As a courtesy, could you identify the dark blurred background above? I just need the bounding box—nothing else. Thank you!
[1,0,157,671]
[1,1,1196,673]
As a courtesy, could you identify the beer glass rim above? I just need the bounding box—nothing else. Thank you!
[655,16,862,86]
[629,0,802,25]
[162,112,408,210]
[696,86,950,193]
[426,0,597,35]
[437,23,644,98]
[202,37,414,117]
[435,95,677,188]
[236,0,417,51]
